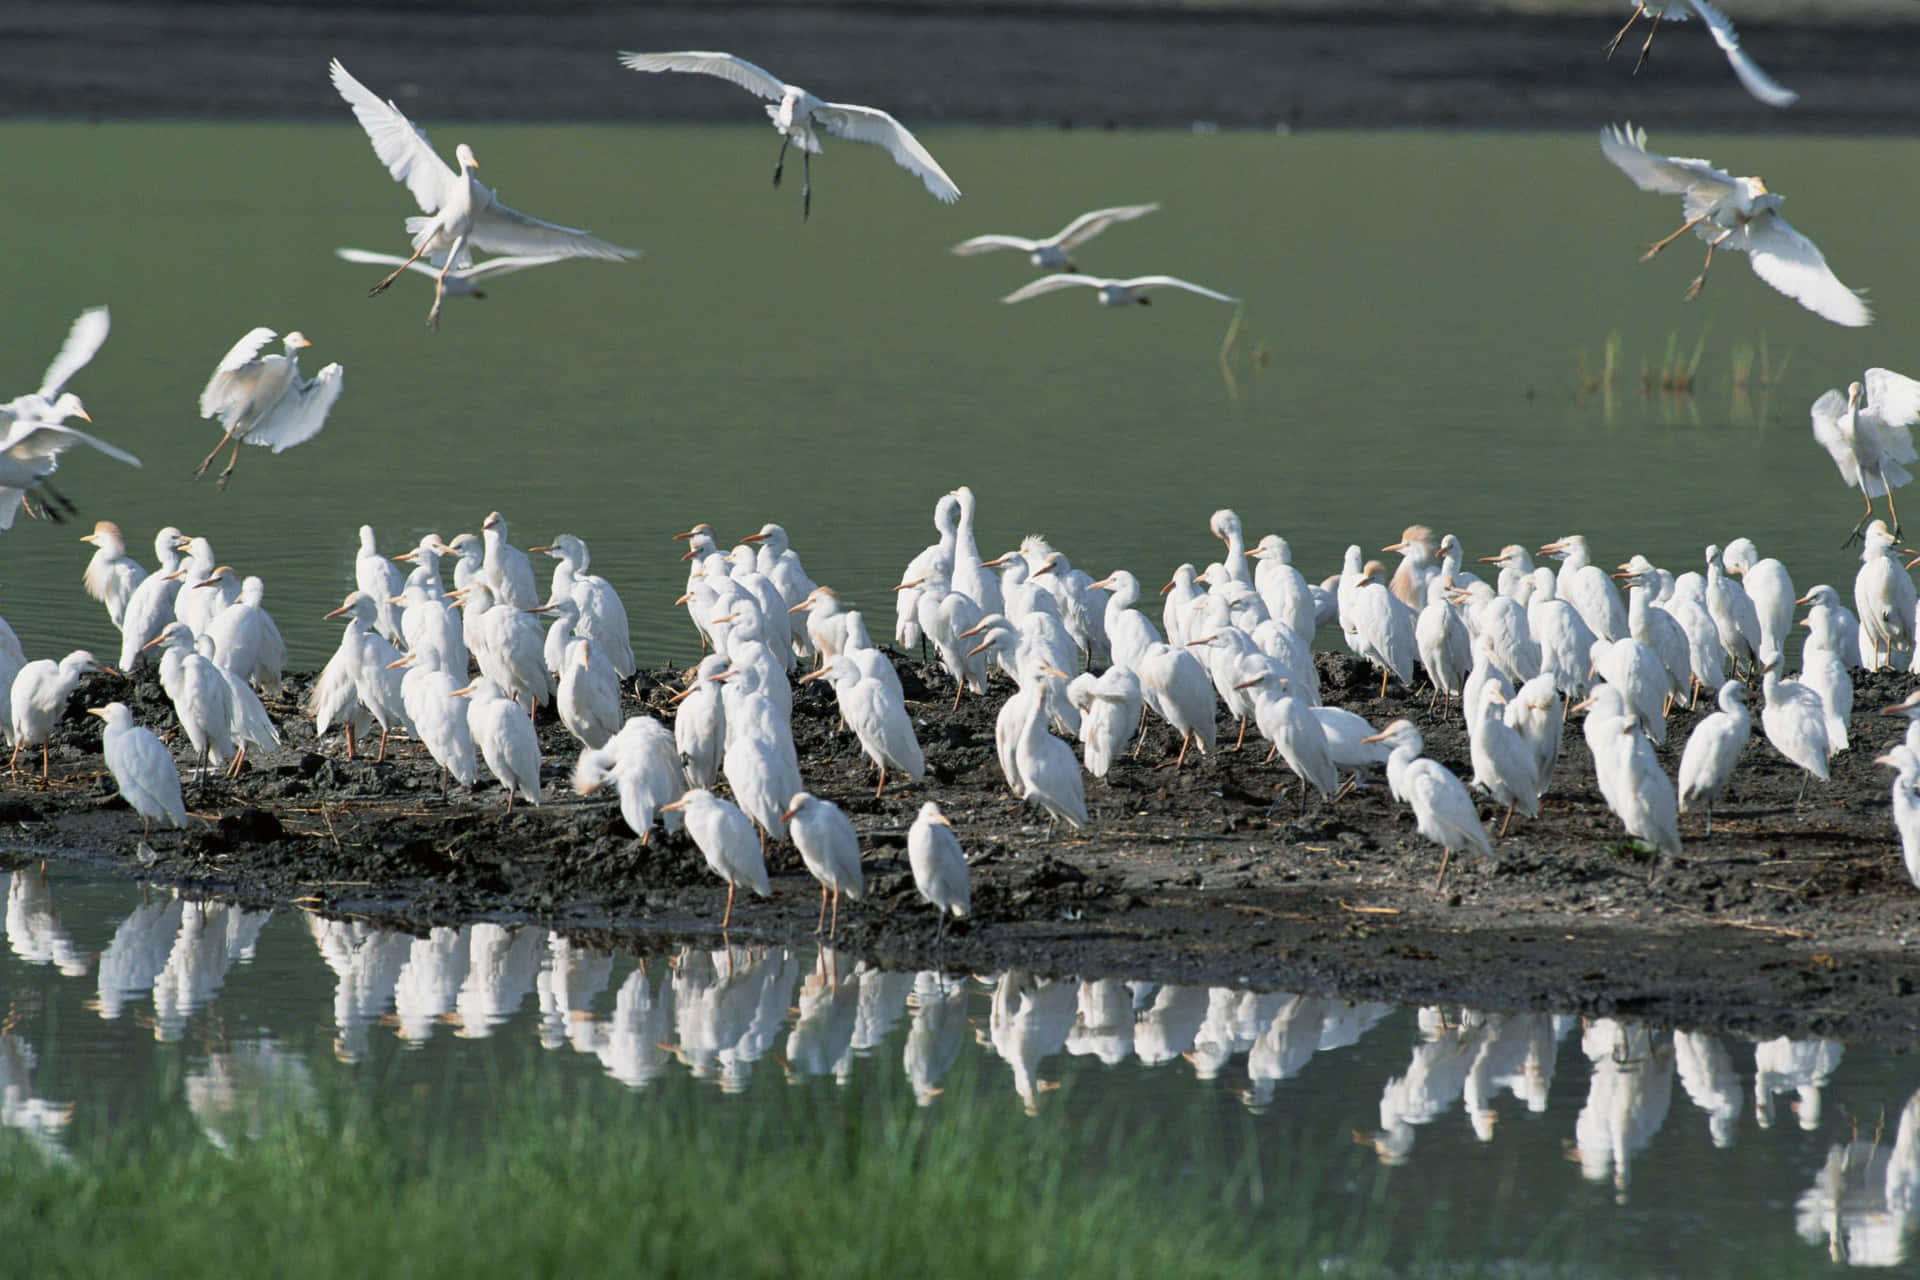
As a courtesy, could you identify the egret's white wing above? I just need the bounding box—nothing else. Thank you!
[1743,213,1871,328]
[1864,368,1920,430]
[330,59,457,215]
[1053,203,1161,250]
[950,234,1042,257]
[815,102,961,202]
[616,51,787,101]
[37,306,110,399]
[1808,389,1863,487]
[1120,275,1239,303]
[1687,0,1797,109]
[248,364,342,454]
[1599,124,1739,199]
[459,253,579,281]
[471,203,640,262]
[210,327,277,375]
[1001,275,1105,304]
[0,489,25,530]
[199,329,278,420]
[0,422,141,469]
[1405,759,1488,854]
[334,246,426,272]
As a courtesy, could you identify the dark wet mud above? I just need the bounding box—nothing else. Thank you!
[9,2,1920,131]
[6,652,1920,1049]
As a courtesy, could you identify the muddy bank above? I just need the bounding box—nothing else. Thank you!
[8,2,1920,130]
[5,652,1920,1048]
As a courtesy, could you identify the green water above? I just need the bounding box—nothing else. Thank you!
[3,123,1916,670]
[6,867,1915,1274]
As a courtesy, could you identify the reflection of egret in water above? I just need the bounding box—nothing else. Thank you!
[1673,1029,1743,1148]
[1463,1012,1560,1142]
[903,971,969,1107]
[0,1030,72,1162]
[454,923,545,1043]
[670,947,802,1093]
[1755,1035,1844,1131]
[1240,995,1328,1112]
[153,902,270,1043]
[307,916,409,1062]
[785,949,862,1081]
[393,926,470,1046]
[184,1037,317,1155]
[1574,1020,1675,1201]
[847,964,913,1066]
[6,871,89,977]
[1316,1000,1396,1054]
[725,949,804,1093]
[536,936,614,1054]
[1131,984,1209,1068]
[582,964,675,1091]
[93,895,184,1020]
[1364,1007,1487,1163]
[984,971,1077,1115]
[1066,979,1134,1067]
[1794,1086,1920,1268]
[1190,988,1295,1082]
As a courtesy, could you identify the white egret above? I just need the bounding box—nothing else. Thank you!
[308,619,374,760]
[951,203,1159,270]
[1539,535,1626,643]
[454,677,543,810]
[1315,704,1393,790]
[618,51,959,218]
[1795,585,1862,671]
[333,246,578,299]
[789,587,852,668]
[1014,665,1089,832]
[1623,580,1693,708]
[143,623,235,778]
[331,59,638,328]
[573,716,686,844]
[659,789,770,929]
[1600,123,1869,327]
[740,523,818,649]
[88,703,187,837]
[1348,560,1417,698]
[1071,665,1144,780]
[1520,571,1594,702]
[1469,689,1541,837]
[477,511,539,609]
[1722,538,1794,669]
[1361,718,1490,885]
[810,654,923,796]
[1797,607,1851,753]
[529,534,636,677]
[1416,575,1471,714]
[1665,572,1726,701]
[1873,746,1920,889]
[1576,687,1682,860]
[196,328,343,487]
[1854,522,1916,670]
[782,791,864,940]
[1135,640,1216,769]
[460,582,550,715]
[1246,535,1316,640]
[393,583,466,680]
[907,801,970,937]
[354,526,406,645]
[10,649,111,780]
[321,590,410,760]
[397,658,479,792]
[557,636,621,750]
[119,527,185,672]
[78,521,145,630]
[204,575,285,696]
[1810,369,1920,541]
[1160,563,1203,648]
[672,655,729,789]
[720,664,803,844]
[895,494,961,652]
[1605,1,1796,107]
[1383,525,1438,609]
[1001,274,1237,307]
[1760,665,1831,803]
[0,306,136,529]
[1704,544,1761,675]
[1590,635,1671,745]
[1478,544,1536,599]
[1234,661,1336,808]
[1503,673,1564,796]
[203,633,278,777]
[1677,680,1750,834]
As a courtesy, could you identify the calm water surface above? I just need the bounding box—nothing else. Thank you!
[3,124,1918,669]
[4,864,1916,1272]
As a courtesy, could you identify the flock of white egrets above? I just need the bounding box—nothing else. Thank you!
[5,12,1920,932]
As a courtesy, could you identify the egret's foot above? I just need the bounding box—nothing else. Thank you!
[1844,518,1870,548]
[1682,275,1706,303]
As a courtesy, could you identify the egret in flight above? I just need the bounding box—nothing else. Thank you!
[1600,123,1869,327]
[1,306,138,528]
[1809,369,1920,542]
[617,51,960,218]
[951,203,1160,271]
[331,59,638,329]
[1606,1,1797,108]
[197,328,343,488]
[1001,274,1238,308]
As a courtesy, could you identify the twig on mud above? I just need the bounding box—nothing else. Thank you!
[298,880,372,887]
[1339,902,1402,915]
[1226,904,1316,921]
[1711,918,1809,939]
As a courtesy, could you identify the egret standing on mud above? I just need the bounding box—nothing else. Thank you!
[907,801,970,939]
[89,703,187,838]
[783,791,864,941]
[662,788,771,929]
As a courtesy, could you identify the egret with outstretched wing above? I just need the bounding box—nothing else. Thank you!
[952,203,1159,271]
[618,50,959,218]
[1001,274,1237,307]
[333,247,581,300]
[197,328,343,488]
[1811,368,1920,541]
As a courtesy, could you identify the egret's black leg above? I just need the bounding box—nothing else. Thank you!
[802,149,812,220]
[773,135,790,189]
